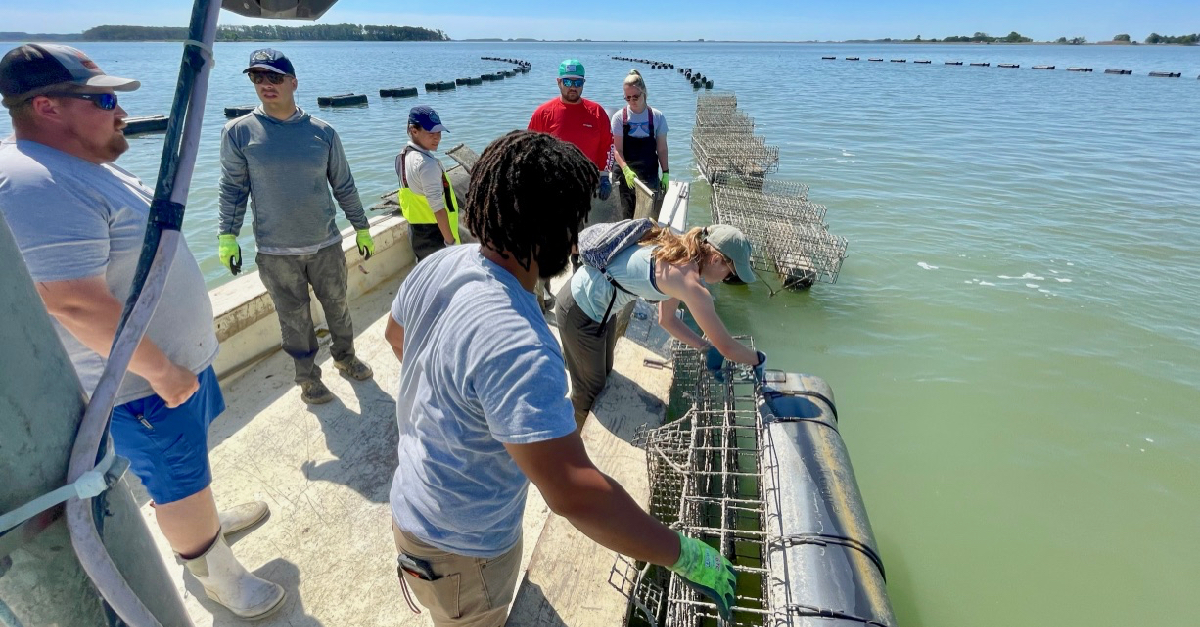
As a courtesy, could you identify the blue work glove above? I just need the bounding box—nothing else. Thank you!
[598,173,613,200]
[669,531,738,621]
[704,345,725,383]
[753,350,767,383]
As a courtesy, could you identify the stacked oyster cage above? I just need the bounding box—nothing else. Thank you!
[611,340,772,626]
[692,93,848,289]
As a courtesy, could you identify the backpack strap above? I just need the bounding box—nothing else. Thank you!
[398,146,414,188]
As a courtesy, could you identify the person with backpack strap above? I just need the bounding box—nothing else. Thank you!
[555,219,767,426]
[611,69,668,219]
[396,105,460,262]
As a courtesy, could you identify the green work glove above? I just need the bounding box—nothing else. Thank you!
[660,171,670,189]
[622,164,637,188]
[217,234,241,276]
[668,531,737,621]
[356,229,375,260]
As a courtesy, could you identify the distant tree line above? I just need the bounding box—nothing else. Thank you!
[901,31,1032,43]
[76,23,449,42]
[1144,33,1198,44]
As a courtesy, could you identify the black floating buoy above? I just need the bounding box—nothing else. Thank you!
[1149,71,1181,78]
[493,71,505,80]
[379,87,418,98]
[970,62,990,67]
[891,59,906,63]
[467,77,483,85]
[425,81,440,91]
[705,80,714,89]
[915,60,931,64]
[317,93,367,107]
[123,115,169,136]
[1033,65,1054,70]
[821,56,835,60]
[999,63,1019,69]
[503,70,515,77]
[481,73,496,81]
[1104,68,1131,74]
[846,57,859,61]
[869,58,883,62]
[223,105,255,118]
[1067,67,1093,72]
[946,61,963,66]
[455,78,467,85]
[439,81,456,90]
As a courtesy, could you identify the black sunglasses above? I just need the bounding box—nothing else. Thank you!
[248,72,288,85]
[40,92,118,110]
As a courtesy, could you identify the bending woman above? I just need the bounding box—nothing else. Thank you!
[555,224,766,426]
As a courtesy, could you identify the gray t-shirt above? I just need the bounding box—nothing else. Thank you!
[610,106,668,139]
[389,244,576,557]
[218,107,368,255]
[0,139,219,405]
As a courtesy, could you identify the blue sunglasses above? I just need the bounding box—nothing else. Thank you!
[42,91,119,110]
[560,78,585,88]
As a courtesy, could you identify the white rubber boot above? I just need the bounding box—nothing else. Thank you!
[218,501,269,535]
[183,534,285,620]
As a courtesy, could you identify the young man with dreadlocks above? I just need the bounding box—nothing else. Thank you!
[383,131,738,626]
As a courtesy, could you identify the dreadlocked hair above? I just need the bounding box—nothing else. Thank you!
[640,226,716,273]
[465,130,598,271]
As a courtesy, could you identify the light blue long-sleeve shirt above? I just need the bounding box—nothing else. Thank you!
[218,106,368,255]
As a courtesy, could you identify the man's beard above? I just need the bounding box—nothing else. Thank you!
[562,90,581,103]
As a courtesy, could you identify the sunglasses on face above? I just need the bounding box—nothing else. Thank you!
[623,93,643,102]
[560,78,585,88]
[41,92,118,110]
[248,72,287,85]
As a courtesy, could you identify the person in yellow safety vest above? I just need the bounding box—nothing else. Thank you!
[395,105,460,262]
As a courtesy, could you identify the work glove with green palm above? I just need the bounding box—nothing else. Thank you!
[217,234,241,276]
[356,229,375,260]
[621,164,637,188]
[669,531,738,621]
[660,171,670,189]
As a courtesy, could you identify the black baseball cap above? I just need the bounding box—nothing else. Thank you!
[0,44,140,104]
[243,49,296,76]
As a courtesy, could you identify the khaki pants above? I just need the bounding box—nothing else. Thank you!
[391,521,522,627]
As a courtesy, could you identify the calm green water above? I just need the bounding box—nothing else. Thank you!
[4,41,1198,626]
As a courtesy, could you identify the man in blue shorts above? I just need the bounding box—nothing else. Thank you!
[0,44,283,620]
[383,131,738,626]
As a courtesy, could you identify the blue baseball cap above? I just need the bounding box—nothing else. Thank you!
[408,105,448,133]
[243,48,295,76]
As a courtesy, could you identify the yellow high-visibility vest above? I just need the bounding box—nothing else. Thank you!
[397,146,460,243]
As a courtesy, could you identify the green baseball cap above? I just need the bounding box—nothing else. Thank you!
[558,59,585,79]
[705,225,756,283]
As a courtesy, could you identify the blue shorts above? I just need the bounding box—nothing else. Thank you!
[109,365,225,505]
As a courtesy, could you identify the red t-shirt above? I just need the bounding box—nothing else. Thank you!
[528,98,613,170]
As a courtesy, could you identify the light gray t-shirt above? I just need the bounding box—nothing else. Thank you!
[0,138,219,405]
[389,244,576,557]
[610,106,668,139]
[395,141,447,212]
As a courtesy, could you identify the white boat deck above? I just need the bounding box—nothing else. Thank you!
[129,213,675,625]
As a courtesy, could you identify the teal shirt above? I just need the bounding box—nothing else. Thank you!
[571,244,668,323]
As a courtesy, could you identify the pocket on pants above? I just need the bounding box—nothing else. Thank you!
[479,540,522,610]
[403,570,461,620]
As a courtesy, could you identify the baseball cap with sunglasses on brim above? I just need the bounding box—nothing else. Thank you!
[0,43,139,106]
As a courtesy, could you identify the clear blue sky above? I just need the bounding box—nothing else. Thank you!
[2,0,1194,42]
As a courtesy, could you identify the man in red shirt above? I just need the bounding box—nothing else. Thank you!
[528,59,613,197]
[528,59,614,310]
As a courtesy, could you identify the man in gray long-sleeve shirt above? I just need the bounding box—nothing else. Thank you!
[217,48,374,404]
